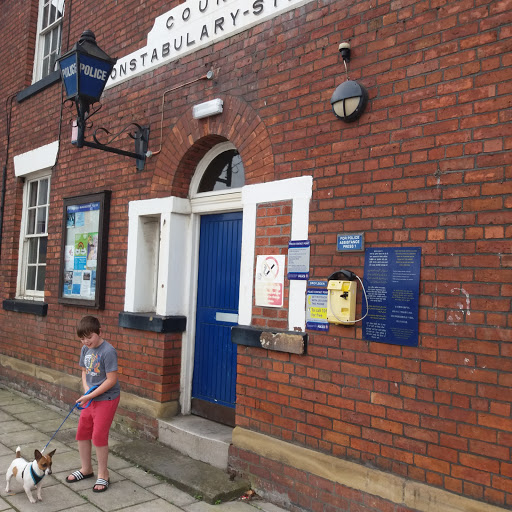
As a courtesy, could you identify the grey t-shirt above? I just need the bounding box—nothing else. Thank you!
[79,340,120,401]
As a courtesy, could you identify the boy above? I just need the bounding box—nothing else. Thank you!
[66,315,120,493]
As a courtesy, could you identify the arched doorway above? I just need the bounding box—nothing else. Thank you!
[188,142,245,426]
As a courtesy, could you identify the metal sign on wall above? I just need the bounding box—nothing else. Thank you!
[255,255,285,308]
[362,247,421,347]
[107,0,315,88]
[306,280,329,332]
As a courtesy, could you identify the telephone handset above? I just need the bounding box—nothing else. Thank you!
[327,270,357,324]
[328,270,356,282]
[326,269,369,325]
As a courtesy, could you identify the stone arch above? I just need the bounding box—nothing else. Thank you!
[150,94,274,197]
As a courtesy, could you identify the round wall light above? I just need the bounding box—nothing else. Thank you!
[330,80,369,122]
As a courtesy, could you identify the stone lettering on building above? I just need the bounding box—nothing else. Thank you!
[107,0,313,88]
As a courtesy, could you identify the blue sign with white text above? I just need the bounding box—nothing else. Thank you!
[79,54,112,100]
[287,240,310,280]
[59,54,112,101]
[337,233,364,252]
[362,247,421,346]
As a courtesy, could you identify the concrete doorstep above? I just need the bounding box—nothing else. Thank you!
[111,438,251,504]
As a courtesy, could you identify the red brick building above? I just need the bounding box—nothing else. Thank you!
[1,0,511,510]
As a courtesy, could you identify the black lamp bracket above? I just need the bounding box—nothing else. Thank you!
[92,122,144,146]
[339,42,351,79]
[73,99,149,171]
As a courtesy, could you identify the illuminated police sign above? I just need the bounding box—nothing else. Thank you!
[106,0,313,88]
[60,53,113,102]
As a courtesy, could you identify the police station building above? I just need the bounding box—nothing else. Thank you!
[1,0,511,510]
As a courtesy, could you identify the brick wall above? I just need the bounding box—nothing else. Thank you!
[0,0,511,508]
[229,444,419,512]
[252,201,292,330]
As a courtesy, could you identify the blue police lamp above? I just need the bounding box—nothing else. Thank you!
[57,30,149,171]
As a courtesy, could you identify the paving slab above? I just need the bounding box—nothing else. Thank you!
[0,411,13,422]
[80,479,157,511]
[117,466,163,488]
[0,444,12,457]
[0,497,13,511]
[14,409,64,423]
[112,439,250,505]
[184,501,257,511]
[0,454,16,476]
[250,503,292,512]
[3,481,86,512]
[2,428,48,449]
[0,395,28,407]
[2,402,45,414]
[0,420,32,434]
[115,498,183,512]
[67,505,102,512]
[36,417,79,435]
[146,483,199,508]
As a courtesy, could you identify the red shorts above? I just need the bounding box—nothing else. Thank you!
[76,396,120,447]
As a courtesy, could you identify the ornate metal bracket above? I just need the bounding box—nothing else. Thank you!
[73,99,149,171]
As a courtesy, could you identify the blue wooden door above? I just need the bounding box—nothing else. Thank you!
[192,212,242,424]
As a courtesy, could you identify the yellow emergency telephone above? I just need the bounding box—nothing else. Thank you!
[327,270,357,325]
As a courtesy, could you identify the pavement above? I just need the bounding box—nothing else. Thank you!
[0,384,289,512]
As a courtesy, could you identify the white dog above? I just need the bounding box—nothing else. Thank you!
[5,446,56,503]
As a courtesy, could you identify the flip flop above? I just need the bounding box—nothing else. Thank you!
[93,478,110,492]
[66,470,94,483]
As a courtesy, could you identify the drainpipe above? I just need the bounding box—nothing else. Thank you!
[0,95,15,261]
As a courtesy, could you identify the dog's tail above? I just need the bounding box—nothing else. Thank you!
[15,446,21,458]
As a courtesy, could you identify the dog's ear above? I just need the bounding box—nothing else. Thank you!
[34,450,42,460]
[48,449,56,457]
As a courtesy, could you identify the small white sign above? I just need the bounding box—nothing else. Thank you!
[255,255,285,308]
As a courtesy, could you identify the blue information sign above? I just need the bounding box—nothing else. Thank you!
[287,240,310,280]
[337,233,364,252]
[362,247,421,346]
[306,281,329,332]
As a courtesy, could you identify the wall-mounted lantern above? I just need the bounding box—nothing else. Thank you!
[330,42,369,123]
[57,30,149,171]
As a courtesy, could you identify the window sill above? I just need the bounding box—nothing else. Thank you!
[16,71,61,103]
[119,312,187,333]
[232,325,307,354]
[3,299,48,316]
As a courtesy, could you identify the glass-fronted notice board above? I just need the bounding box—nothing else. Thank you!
[362,247,421,347]
[58,191,110,308]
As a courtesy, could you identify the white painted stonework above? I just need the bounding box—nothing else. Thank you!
[13,141,59,177]
[240,175,313,331]
[106,0,314,88]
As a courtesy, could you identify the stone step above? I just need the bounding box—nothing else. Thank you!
[111,438,250,504]
[158,415,233,470]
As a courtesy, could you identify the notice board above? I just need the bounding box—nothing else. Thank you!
[362,247,421,346]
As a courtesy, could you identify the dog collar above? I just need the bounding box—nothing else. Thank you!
[30,465,45,485]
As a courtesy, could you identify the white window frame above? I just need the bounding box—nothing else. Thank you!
[32,0,65,82]
[14,141,58,300]
[16,170,51,299]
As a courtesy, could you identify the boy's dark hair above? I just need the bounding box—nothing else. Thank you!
[77,316,101,338]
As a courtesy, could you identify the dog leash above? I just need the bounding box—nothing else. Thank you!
[41,385,99,454]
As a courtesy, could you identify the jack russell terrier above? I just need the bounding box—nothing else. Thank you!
[5,446,56,503]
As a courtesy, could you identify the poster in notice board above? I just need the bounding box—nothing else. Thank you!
[362,247,421,347]
[59,191,110,309]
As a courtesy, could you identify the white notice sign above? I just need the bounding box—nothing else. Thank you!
[255,255,285,308]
